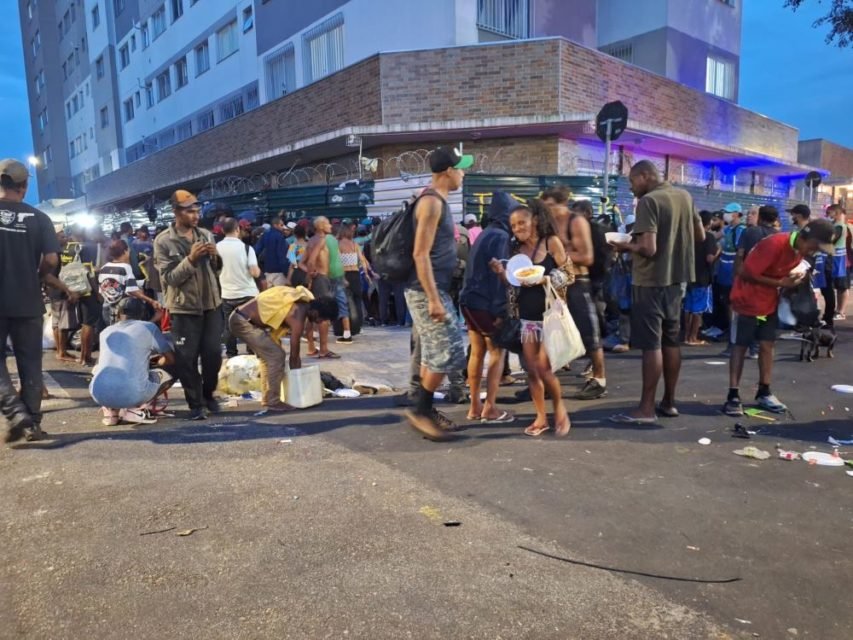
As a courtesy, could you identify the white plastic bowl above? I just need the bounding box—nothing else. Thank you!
[605,232,632,245]
[514,265,546,286]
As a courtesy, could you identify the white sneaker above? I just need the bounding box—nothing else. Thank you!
[119,408,158,424]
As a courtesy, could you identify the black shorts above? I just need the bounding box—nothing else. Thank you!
[631,284,684,351]
[566,277,601,352]
[731,313,778,346]
[311,274,332,298]
[79,295,103,327]
[833,276,849,291]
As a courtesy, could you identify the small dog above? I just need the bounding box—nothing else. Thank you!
[799,326,836,362]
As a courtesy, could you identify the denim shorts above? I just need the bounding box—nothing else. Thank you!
[404,288,465,374]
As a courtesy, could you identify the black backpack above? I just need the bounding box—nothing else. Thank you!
[372,190,434,283]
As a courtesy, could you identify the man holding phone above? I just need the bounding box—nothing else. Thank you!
[154,190,223,420]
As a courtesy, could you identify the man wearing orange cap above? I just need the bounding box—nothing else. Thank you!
[153,189,223,420]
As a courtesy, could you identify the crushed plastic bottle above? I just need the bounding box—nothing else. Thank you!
[775,444,801,461]
[733,446,771,460]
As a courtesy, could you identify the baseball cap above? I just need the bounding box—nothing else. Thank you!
[463,214,477,224]
[786,204,811,217]
[429,146,474,173]
[340,218,354,226]
[0,159,30,183]
[722,202,742,214]
[238,219,252,229]
[117,297,148,320]
[800,218,835,254]
[170,189,199,209]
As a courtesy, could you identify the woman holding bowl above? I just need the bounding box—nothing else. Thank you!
[491,199,575,437]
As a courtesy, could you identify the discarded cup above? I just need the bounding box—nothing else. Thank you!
[698,437,711,446]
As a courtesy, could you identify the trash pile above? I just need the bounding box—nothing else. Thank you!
[728,426,853,476]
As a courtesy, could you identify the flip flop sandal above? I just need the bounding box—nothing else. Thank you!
[609,413,658,425]
[524,423,551,437]
[655,404,679,418]
[481,411,516,424]
[317,351,341,359]
[554,419,571,438]
[466,413,480,421]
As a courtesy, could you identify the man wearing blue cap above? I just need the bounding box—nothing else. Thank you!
[714,203,746,353]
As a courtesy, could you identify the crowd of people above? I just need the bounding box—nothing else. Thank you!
[0,150,848,445]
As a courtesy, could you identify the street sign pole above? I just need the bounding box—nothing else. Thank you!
[602,119,612,217]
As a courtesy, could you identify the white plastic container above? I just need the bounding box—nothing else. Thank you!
[280,365,323,409]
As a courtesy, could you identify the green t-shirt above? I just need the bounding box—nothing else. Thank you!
[834,222,847,251]
[326,234,344,279]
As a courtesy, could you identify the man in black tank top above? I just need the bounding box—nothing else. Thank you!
[403,147,474,442]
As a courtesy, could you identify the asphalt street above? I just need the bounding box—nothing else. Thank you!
[2,324,852,639]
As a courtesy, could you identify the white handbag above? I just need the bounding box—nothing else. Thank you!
[543,279,585,372]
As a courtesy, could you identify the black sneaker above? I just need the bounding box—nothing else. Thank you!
[206,398,222,414]
[723,397,744,417]
[186,408,207,421]
[4,413,34,443]
[24,425,48,442]
[336,336,353,344]
[431,409,466,432]
[394,391,417,407]
[573,379,607,400]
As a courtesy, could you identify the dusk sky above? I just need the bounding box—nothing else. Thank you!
[1,1,851,204]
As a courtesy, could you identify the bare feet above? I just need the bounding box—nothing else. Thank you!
[56,353,76,362]
[554,412,571,437]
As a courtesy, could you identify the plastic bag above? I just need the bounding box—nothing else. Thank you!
[42,312,55,349]
[59,251,92,295]
[217,355,263,395]
[543,279,585,372]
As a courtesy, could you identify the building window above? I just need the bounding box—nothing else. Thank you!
[66,103,72,120]
[134,91,141,107]
[303,14,344,83]
[176,120,192,141]
[145,82,154,108]
[265,45,295,99]
[70,2,76,22]
[96,56,105,79]
[152,5,167,39]
[217,20,238,62]
[81,36,87,52]
[27,1,33,20]
[171,0,183,22]
[38,110,48,133]
[119,44,130,69]
[92,4,100,29]
[31,31,40,56]
[114,0,126,15]
[242,6,253,32]
[602,44,633,64]
[43,146,52,167]
[130,35,136,51]
[35,70,45,96]
[156,70,171,101]
[158,128,175,148]
[63,10,70,33]
[219,95,244,121]
[141,24,150,49]
[477,0,529,39]
[197,109,214,132]
[100,106,109,128]
[719,0,736,6]
[246,85,259,109]
[175,56,189,88]
[124,97,134,122]
[706,56,735,100]
[195,41,210,75]
[72,94,79,113]
[70,140,76,159]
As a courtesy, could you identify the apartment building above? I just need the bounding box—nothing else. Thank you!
[19,0,744,203]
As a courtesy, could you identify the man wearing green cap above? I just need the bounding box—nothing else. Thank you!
[403,146,474,442]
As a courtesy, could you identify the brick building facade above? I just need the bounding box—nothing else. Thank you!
[86,37,816,212]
